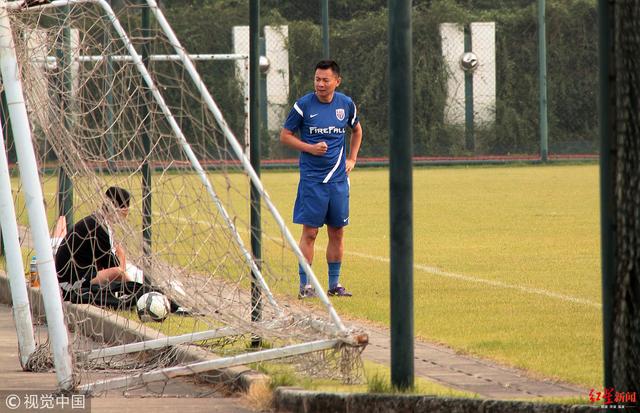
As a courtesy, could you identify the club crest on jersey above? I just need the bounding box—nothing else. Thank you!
[335,108,345,121]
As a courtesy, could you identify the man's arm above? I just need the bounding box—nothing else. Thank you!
[346,122,363,174]
[280,128,328,156]
[91,224,127,285]
[115,243,126,271]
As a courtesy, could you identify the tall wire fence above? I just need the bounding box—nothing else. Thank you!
[265,0,598,159]
[0,0,599,161]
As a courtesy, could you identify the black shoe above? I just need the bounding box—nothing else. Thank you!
[327,284,352,297]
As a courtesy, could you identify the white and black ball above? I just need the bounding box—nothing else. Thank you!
[136,292,170,322]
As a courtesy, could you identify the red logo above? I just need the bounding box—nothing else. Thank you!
[590,388,637,407]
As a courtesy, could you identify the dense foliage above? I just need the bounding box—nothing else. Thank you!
[227,0,596,157]
[1,0,597,159]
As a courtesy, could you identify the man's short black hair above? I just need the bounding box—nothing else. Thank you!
[105,186,130,209]
[315,60,340,77]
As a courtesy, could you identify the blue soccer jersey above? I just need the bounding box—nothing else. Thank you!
[283,92,359,183]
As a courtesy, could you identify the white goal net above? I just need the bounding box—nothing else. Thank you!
[0,0,365,395]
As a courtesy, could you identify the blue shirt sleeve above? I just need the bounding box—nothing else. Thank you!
[283,101,304,132]
[348,99,359,128]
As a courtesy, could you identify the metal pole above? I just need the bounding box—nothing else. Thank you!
[104,0,114,169]
[0,1,75,389]
[249,0,262,347]
[243,57,250,159]
[141,0,152,261]
[597,0,614,389]
[0,90,8,258]
[42,53,249,64]
[388,0,414,390]
[259,37,268,136]
[0,91,10,164]
[57,6,73,231]
[80,338,340,394]
[0,115,36,368]
[538,0,549,162]
[84,326,243,360]
[464,25,474,152]
[321,0,330,59]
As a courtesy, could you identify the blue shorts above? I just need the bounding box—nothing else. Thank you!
[293,179,350,228]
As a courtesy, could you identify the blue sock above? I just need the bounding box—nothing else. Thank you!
[328,262,341,290]
[299,263,308,289]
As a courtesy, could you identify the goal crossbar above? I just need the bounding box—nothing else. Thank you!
[38,53,248,64]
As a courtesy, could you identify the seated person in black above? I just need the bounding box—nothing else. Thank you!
[56,186,130,291]
[56,187,178,311]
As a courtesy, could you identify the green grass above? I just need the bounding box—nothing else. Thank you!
[261,164,601,388]
[11,163,602,390]
[253,359,476,398]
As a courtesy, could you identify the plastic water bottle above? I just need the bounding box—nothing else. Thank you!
[29,256,40,288]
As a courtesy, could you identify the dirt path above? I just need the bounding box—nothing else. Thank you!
[359,323,587,399]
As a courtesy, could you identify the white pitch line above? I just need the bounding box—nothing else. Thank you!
[346,250,601,308]
[144,215,602,308]
[36,192,599,308]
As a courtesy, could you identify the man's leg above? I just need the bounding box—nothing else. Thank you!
[299,225,319,289]
[325,179,351,296]
[326,224,344,288]
[326,225,344,261]
[327,225,351,296]
[293,179,328,297]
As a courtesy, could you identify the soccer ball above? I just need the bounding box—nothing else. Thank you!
[460,52,479,72]
[136,292,170,322]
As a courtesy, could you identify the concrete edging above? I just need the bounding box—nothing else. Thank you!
[273,387,600,413]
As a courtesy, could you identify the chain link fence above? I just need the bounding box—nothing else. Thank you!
[2,1,597,161]
[260,0,598,159]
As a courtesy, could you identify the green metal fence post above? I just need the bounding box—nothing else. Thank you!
[388,0,414,391]
[141,0,152,260]
[321,0,330,59]
[597,0,614,389]
[259,37,268,135]
[538,0,549,162]
[250,0,262,348]
[463,25,474,153]
[105,0,115,170]
[57,7,73,231]
[0,91,10,163]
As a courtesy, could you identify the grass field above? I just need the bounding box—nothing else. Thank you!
[12,162,601,389]
[259,163,601,388]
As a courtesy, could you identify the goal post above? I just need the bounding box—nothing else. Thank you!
[0,114,36,369]
[0,0,75,389]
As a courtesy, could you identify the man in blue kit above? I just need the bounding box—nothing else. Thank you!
[280,60,363,298]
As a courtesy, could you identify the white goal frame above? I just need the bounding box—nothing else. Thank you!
[1,0,359,393]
